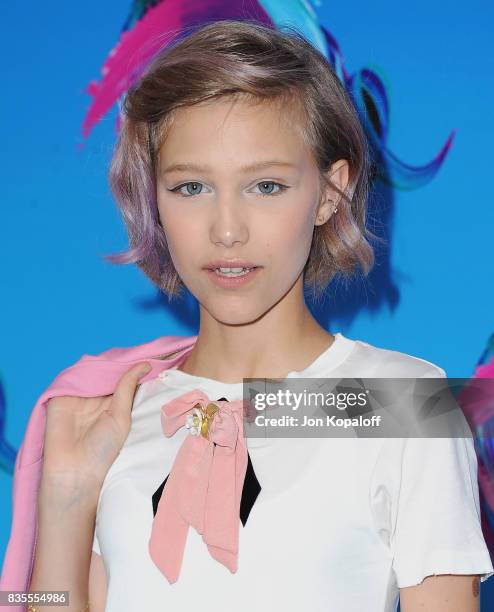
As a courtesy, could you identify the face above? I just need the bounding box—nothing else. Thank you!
[156,95,346,325]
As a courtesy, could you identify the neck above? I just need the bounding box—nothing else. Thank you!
[177,280,335,383]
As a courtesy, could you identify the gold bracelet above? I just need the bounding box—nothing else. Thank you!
[27,603,89,612]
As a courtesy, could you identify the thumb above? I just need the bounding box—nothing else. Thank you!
[112,361,152,422]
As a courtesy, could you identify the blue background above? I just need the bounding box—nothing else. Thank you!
[2,0,493,606]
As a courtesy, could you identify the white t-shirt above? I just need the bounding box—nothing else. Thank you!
[91,332,494,611]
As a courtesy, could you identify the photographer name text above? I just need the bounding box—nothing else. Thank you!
[254,414,382,428]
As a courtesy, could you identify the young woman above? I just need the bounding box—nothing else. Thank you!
[26,19,493,612]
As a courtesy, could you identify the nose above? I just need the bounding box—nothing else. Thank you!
[209,194,249,248]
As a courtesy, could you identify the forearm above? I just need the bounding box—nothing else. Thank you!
[28,471,102,610]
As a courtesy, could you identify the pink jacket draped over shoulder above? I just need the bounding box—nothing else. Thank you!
[0,334,198,610]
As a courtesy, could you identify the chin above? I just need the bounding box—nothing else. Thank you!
[208,300,269,326]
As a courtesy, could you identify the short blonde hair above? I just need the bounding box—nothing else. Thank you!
[105,19,378,300]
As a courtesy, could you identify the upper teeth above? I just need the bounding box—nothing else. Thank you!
[216,267,252,272]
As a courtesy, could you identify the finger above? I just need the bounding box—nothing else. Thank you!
[111,362,152,422]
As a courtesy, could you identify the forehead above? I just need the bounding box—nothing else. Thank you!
[157,94,311,164]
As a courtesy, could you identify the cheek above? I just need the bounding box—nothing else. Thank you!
[266,202,315,261]
[158,208,201,263]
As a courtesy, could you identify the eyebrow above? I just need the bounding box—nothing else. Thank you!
[160,160,299,175]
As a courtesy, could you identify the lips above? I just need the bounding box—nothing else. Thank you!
[204,259,260,270]
[204,265,263,288]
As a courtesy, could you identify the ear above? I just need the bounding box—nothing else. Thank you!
[315,159,350,226]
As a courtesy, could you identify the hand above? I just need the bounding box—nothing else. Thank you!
[42,361,152,487]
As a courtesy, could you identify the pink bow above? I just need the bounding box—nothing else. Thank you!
[148,389,251,583]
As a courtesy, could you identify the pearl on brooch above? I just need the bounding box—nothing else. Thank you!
[185,407,203,436]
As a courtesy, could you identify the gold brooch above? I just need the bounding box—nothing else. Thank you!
[185,402,220,439]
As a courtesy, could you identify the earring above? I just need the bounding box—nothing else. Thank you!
[317,200,339,224]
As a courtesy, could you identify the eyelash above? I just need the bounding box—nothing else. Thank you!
[168,181,290,198]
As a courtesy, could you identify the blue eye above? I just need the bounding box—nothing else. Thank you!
[255,181,288,196]
[169,182,204,197]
